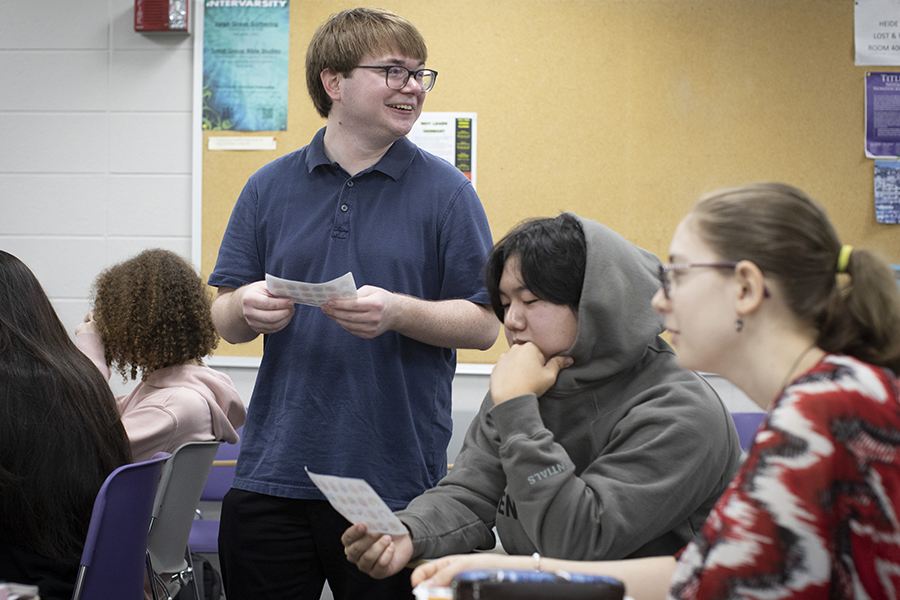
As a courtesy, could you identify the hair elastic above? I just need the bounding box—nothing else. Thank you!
[836,245,853,274]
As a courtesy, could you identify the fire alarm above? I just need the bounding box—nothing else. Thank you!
[135,0,189,33]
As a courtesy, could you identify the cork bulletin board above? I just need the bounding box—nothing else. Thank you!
[199,0,900,364]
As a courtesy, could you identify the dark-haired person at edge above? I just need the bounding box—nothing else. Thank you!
[0,250,132,600]
[74,248,245,462]
[343,214,742,583]
[409,183,900,600]
[207,7,498,600]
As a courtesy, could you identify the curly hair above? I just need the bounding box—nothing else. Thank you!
[92,249,219,381]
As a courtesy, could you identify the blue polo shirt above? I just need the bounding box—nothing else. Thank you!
[209,127,493,508]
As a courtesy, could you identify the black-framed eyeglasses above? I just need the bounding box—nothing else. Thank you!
[657,262,771,299]
[356,65,438,92]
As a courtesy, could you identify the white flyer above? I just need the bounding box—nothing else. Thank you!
[305,468,408,536]
[265,272,358,306]
[855,0,900,66]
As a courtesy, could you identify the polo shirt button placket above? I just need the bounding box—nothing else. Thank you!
[342,181,353,212]
[335,179,353,234]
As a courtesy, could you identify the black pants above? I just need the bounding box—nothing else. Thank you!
[219,489,414,600]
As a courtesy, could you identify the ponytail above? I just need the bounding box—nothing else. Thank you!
[692,183,900,375]
[819,248,900,374]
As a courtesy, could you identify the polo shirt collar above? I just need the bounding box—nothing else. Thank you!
[306,127,416,181]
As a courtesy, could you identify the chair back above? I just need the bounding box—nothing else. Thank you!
[199,427,241,502]
[72,452,170,600]
[731,411,766,452]
[147,440,222,575]
[188,430,241,555]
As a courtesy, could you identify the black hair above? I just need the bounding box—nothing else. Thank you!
[485,213,587,322]
[0,251,132,562]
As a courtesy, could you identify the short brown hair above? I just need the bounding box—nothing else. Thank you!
[92,249,219,380]
[305,7,428,118]
[691,182,900,373]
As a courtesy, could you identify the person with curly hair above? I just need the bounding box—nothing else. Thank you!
[0,250,132,600]
[75,248,245,461]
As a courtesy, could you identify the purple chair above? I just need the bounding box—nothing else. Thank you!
[730,412,766,452]
[188,428,241,554]
[71,452,170,600]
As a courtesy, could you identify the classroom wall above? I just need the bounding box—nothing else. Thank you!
[0,0,251,399]
[0,0,512,443]
[0,0,758,448]
[200,0,900,369]
[0,4,760,596]
[0,0,770,427]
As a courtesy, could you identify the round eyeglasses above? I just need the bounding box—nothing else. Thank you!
[657,263,737,299]
[657,262,771,299]
[356,65,438,92]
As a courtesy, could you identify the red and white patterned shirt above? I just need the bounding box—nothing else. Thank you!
[669,354,900,599]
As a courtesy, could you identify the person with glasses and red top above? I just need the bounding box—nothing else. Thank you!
[410,183,900,600]
[208,7,498,600]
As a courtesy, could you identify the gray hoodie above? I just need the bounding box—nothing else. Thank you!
[396,214,742,561]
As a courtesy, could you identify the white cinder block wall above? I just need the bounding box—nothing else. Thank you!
[0,1,195,401]
[0,1,250,401]
[0,0,758,490]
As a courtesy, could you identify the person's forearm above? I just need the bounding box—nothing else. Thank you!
[74,332,111,381]
[391,297,499,350]
[211,287,259,344]
[540,555,676,600]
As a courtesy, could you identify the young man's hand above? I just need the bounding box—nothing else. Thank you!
[341,522,414,579]
[490,342,573,405]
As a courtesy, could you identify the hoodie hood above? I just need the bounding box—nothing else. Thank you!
[552,213,665,394]
[397,214,743,562]
[147,364,246,443]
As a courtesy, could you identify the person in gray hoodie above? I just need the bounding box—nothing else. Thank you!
[342,213,741,578]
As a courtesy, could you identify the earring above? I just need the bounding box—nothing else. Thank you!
[735,318,744,333]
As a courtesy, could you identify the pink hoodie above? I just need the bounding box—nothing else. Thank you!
[76,332,246,462]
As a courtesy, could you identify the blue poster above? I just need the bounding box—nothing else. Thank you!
[874,160,900,223]
[865,71,900,158]
[203,1,290,131]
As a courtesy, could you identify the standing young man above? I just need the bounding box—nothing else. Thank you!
[208,8,499,600]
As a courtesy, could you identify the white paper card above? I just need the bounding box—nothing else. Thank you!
[305,468,408,536]
[208,136,277,151]
[265,272,358,306]
[413,584,453,599]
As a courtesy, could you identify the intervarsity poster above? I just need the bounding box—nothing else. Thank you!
[202,0,290,131]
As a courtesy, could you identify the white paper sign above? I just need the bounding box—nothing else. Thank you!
[855,0,900,66]
[407,112,477,188]
[208,136,277,151]
[265,272,358,306]
[305,468,408,535]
